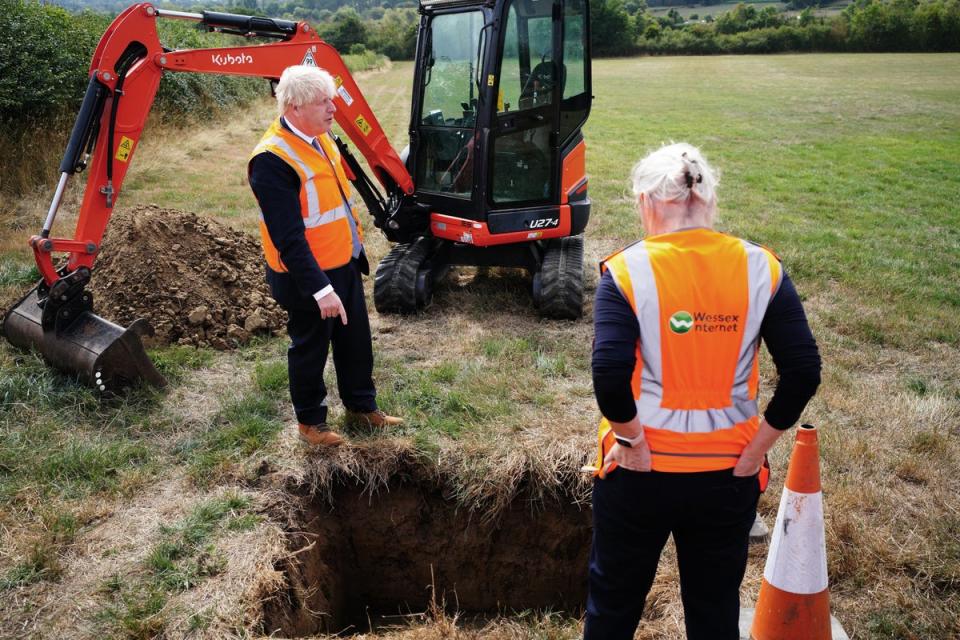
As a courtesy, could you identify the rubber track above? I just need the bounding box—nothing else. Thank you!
[374,238,429,314]
[538,235,584,320]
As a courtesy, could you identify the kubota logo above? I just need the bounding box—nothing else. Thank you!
[212,52,253,66]
[669,310,694,334]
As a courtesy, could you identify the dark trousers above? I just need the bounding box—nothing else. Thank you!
[269,259,377,426]
[584,468,760,640]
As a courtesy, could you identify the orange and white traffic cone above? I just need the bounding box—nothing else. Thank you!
[751,424,832,640]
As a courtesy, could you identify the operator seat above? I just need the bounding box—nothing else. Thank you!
[520,55,566,107]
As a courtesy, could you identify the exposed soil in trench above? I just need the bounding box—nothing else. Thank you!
[261,476,592,636]
[88,205,285,349]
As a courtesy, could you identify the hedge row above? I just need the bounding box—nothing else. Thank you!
[594,0,960,56]
[0,2,266,127]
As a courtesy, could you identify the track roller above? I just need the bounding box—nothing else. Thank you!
[374,237,433,314]
[533,235,584,320]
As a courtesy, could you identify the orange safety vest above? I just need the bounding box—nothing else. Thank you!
[250,118,363,272]
[594,228,782,475]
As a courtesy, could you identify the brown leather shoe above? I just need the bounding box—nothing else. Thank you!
[348,409,403,429]
[298,423,344,447]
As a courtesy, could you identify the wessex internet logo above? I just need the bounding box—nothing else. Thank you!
[669,310,740,335]
[669,311,694,334]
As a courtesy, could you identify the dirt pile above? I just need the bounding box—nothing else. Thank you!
[88,205,285,349]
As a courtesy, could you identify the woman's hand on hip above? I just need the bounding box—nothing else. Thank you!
[601,441,652,477]
[733,419,785,477]
[733,451,763,477]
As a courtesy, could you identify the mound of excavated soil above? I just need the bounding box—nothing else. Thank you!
[88,205,286,349]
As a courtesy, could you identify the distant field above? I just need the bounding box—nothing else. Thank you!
[1,54,959,639]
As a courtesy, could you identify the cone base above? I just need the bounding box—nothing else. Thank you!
[749,581,833,640]
[740,606,849,640]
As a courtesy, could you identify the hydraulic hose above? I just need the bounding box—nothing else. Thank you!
[103,43,147,207]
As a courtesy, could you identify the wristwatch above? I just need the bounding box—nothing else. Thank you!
[614,432,645,448]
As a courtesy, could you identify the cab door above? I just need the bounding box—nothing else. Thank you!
[410,9,487,210]
[488,0,560,207]
[487,0,591,212]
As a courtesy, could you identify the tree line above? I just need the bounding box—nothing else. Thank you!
[591,0,960,56]
[230,0,960,56]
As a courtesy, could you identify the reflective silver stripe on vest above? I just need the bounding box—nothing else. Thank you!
[618,242,664,402]
[314,139,361,258]
[613,238,776,434]
[730,240,782,399]
[304,203,350,229]
[637,394,759,433]
[268,136,321,223]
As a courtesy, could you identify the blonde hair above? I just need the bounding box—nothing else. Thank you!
[275,65,337,116]
[630,142,719,207]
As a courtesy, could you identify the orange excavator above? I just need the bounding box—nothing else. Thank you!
[2,0,592,392]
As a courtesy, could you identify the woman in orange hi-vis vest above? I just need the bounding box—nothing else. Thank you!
[584,143,821,640]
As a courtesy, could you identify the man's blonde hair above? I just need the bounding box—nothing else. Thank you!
[275,65,337,116]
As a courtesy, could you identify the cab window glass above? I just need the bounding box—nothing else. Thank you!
[420,11,485,127]
[491,0,557,204]
[416,11,484,197]
[497,7,556,113]
[559,0,588,141]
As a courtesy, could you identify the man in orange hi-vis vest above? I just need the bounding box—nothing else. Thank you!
[584,143,821,640]
[248,66,402,447]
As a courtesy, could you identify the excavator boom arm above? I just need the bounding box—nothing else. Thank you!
[35,2,413,286]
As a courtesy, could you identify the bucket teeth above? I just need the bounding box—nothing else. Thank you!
[3,284,167,392]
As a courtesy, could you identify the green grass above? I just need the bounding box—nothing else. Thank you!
[96,494,253,639]
[369,332,587,447]
[179,394,283,484]
[0,341,283,602]
[253,358,288,394]
[150,345,215,383]
[0,349,164,504]
[0,258,38,289]
[586,54,960,349]
[373,359,510,438]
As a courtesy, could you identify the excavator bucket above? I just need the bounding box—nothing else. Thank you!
[3,285,166,392]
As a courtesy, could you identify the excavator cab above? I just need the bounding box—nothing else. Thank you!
[374,0,592,318]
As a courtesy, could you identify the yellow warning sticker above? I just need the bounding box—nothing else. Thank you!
[334,75,344,88]
[487,74,495,87]
[115,136,135,163]
[354,116,372,136]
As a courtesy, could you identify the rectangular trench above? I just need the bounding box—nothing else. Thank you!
[261,479,593,635]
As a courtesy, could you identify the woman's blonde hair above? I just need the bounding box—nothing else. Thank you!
[275,65,337,116]
[630,142,719,206]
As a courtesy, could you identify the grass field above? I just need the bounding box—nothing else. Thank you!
[1,54,959,639]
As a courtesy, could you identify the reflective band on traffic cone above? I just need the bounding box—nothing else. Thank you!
[751,424,832,640]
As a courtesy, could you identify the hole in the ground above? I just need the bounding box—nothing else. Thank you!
[261,477,591,635]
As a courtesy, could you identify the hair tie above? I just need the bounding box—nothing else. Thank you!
[684,171,702,189]
[681,152,703,189]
